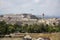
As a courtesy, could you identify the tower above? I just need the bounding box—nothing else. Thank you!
[42,13,44,19]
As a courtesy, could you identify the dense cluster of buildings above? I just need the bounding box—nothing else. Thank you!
[0,14,60,26]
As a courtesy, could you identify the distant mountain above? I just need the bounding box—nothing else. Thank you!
[35,15,60,19]
[0,14,60,19]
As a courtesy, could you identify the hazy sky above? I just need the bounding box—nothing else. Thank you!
[0,0,60,16]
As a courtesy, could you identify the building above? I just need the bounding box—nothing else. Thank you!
[0,14,38,25]
[38,18,60,26]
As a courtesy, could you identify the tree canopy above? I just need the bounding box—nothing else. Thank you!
[0,21,60,35]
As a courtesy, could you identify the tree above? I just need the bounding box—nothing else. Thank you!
[0,21,7,35]
[13,24,22,33]
[7,24,15,34]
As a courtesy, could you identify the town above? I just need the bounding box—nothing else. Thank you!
[0,14,60,40]
[0,14,60,26]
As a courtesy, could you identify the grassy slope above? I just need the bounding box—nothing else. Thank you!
[27,33,60,40]
[0,33,60,40]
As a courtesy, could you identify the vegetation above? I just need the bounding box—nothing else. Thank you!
[0,21,60,35]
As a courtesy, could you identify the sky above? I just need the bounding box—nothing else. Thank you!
[0,0,60,16]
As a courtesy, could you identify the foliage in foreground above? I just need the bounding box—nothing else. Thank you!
[0,21,60,35]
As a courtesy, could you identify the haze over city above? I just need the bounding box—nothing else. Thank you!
[0,0,60,17]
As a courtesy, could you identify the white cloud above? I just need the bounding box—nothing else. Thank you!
[0,0,60,16]
[34,0,40,3]
[0,0,14,8]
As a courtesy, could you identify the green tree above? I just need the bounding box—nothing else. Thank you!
[13,24,22,33]
[0,21,7,35]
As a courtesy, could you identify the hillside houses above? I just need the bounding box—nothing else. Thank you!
[38,18,60,26]
[0,14,60,26]
[0,14,38,25]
